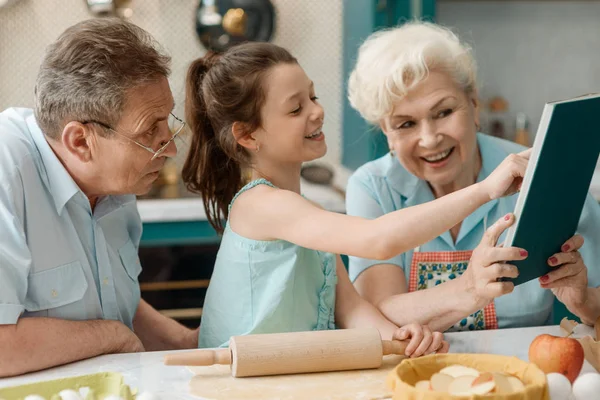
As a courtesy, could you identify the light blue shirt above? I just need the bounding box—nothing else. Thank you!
[346,133,600,329]
[0,108,143,327]
[199,179,337,348]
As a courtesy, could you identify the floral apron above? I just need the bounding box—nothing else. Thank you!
[408,216,499,331]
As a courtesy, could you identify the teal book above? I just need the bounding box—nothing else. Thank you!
[503,93,600,286]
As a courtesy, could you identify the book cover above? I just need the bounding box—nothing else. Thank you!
[503,93,600,286]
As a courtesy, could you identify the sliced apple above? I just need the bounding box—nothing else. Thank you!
[439,365,480,378]
[491,372,513,394]
[470,372,496,395]
[448,375,477,395]
[507,376,526,392]
[430,373,454,392]
[472,372,494,384]
[414,380,431,391]
[560,317,578,337]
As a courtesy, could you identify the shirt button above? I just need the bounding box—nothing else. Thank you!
[51,290,58,298]
[103,278,109,285]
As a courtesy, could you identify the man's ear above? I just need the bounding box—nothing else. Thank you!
[232,121,258,151]
[61,122,93,162]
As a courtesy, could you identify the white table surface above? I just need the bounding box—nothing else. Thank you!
[0,325,596,399]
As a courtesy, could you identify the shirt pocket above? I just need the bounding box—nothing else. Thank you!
[118,239,142,282]
[24,261,88,312]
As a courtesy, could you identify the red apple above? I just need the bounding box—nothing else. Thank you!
[528,334,584,383]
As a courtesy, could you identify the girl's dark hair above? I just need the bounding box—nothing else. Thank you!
[182,42,297,233]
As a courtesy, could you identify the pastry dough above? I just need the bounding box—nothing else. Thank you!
[189,355,404,400]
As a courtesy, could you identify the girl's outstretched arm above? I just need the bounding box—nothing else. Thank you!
[234,151,530,260]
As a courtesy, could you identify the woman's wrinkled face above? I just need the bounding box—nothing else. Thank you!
[380,71,480,187]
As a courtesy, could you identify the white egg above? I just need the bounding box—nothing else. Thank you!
[58,389,82,400]
[572,373,600,400]
[546,373,572,400]
[136,392,159,400]
[24,395,47,400]
[77,387,90,399]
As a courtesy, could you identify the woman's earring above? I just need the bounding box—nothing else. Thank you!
[389,149,396,158]
[255,144,260,153]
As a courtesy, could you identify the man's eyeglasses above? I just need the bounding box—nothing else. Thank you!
[81,113,186,161]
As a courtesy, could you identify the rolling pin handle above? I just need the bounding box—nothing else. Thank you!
[163,348,232,366]
[381,340,408,356]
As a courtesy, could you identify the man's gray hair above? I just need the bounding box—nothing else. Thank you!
[34,18,171,139]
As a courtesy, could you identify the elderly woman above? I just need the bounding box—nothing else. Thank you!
[346,22,600,332]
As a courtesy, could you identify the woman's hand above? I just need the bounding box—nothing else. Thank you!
[540,235,589,308]
[460,213,528,309]
[393,323,449,358]
[480,149,531,200]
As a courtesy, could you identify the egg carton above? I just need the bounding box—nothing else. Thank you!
[0,372,139,400]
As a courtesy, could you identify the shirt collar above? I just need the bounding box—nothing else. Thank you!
[456,133,508,243]
[27,115,80,214]
[476,133,509,184]
[26,115,136,215]
[385,133,511,246]
[386,133,508,197]
[94,194,137,220]
[384,152,421,199]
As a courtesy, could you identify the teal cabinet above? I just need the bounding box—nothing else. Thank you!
[141,221,220,247]
[341,0,435,170]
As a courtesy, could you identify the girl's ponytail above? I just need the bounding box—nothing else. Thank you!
[182,43,298,233]
[182,54,241,233]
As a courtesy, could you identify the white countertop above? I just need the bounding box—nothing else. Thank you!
[1,325,596,399]
[137,163,351,223]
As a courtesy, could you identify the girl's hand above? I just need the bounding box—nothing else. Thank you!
[460,213,528,309]
[393,323,449,358]
[480,149,531,200]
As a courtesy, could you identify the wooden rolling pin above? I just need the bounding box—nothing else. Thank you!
[164,328,408,377]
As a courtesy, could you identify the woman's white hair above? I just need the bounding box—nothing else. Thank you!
[348,21,477,124]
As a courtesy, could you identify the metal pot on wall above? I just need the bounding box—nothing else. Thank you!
[196,0,275,53]
[85,0,133,18]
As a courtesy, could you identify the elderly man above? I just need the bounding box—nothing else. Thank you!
[0,18,197,377]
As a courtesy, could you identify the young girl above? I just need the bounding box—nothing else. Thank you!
[182,43,529,352]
